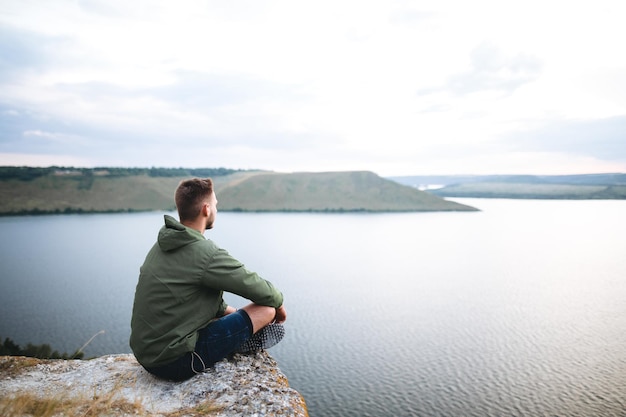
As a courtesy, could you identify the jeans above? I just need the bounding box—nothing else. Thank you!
[144,309,253,381]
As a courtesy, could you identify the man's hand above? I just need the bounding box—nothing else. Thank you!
[274,305,287,324]
[223,305,237,316]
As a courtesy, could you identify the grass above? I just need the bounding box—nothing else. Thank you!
[0,392,145,417]
[0,356,41,378]
[1,170,476,214]
[216,171,476,211]
[431,182,626,199]
[0,350,225,417]
[0,391,224,417]
[0,175,184,213]
[0,366,224,417]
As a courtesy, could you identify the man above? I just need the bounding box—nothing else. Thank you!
[130,178,286,381]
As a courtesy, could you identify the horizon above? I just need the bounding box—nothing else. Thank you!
[1,165,624,178]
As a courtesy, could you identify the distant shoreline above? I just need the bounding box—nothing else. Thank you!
[1,167,477,214]
[0,206,478,217]
[391,174,626,200]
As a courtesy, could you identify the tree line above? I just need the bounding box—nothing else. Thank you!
[0,337,85,360]
[0,166,243,181]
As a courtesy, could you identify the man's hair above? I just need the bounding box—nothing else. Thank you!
[175,178,214,222]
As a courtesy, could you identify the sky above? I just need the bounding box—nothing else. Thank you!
[1,0,625,176]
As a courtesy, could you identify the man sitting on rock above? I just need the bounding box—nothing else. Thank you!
[130,178,286,381]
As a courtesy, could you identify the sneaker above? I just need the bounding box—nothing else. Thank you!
[235,323,285,353]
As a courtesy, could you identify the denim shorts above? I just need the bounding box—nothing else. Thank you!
[145,309,253,381]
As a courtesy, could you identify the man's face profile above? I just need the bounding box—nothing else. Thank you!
[205,191,218,230]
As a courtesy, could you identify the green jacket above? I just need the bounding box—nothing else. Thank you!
[130,215,283,367]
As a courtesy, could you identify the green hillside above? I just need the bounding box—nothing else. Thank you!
[0,174,181,214]
[216,171,476,212]
[428,182,626,199]
[0,167,476,215]
[391,174,626,199]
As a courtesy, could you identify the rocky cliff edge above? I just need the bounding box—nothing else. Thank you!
[0,351,308,416]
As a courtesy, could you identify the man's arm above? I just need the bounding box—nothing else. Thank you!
[203,246,284,308]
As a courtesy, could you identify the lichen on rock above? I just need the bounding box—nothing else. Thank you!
[0,351,308,416]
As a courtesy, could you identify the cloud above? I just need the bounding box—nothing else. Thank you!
[152,71,292,108]
[418,42,543,97]
[50,73,322,149]
[0,152,93,167]
[388,8,438,26]
[0,0,624,176]
[0,27,55,78]
[505,116,626,163]
[446,43,543,95]
[23,130,66,139]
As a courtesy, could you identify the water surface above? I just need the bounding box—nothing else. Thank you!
[1,199,625,416]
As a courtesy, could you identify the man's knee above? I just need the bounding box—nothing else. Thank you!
[241,304,276,333]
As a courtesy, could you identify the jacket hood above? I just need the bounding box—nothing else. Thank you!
[158,215,205,252]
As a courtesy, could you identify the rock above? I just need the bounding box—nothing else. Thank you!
[0,352,308,416]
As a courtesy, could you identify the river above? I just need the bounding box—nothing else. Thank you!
[1,198,625,416]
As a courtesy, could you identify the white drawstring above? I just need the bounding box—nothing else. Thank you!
[190,351,206,374]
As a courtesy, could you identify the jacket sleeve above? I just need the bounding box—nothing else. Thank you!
[201,246,284,308]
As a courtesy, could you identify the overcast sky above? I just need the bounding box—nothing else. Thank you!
[1,0,625,176]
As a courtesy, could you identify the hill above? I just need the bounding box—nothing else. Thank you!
[215,171,476,212]
[0,167,477,215]
[390,174,626,199]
